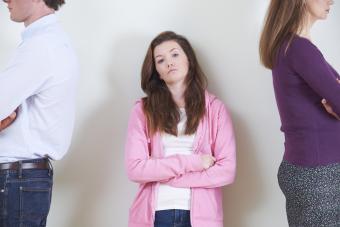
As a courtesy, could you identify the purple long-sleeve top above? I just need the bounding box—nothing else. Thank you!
[272,36,340,167]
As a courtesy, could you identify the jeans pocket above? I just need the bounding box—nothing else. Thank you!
[19,180,52,223]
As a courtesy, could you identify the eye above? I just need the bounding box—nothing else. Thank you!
[172,53,179,57]
[156,59,164,64]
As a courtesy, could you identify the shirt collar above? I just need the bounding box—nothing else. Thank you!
[21,14,57,40]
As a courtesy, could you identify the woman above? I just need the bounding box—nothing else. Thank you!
[125,31,236,227]
[259,0,340,226]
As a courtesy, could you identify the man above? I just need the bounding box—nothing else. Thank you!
[0,0,78,226]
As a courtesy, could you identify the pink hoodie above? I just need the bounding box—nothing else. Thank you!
[125,91,236,227]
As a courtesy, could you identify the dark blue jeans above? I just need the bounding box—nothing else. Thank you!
[0,159,53,227]
[154,209,191,227]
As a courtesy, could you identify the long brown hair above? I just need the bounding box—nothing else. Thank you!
[141,31,207,136]
[259,0,307,69]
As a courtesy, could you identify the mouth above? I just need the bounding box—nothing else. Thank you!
[168,69,177,74]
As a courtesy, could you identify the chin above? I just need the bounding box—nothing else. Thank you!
[10,13,27,23]
[10,16,21,23]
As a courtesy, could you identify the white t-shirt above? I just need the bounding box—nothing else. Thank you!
[156,108,196,211]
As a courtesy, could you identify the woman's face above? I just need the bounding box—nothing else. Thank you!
[153,40,189,86]
[306,0,334,21]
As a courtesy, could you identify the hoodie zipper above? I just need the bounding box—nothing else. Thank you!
[151,95,210,226]
[152,124,204,226]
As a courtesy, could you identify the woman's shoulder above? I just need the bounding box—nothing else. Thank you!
[282,35,326,69]
[129,98,146,119]
[204,91,233,126]
[288,35,322,56]
[205,90,228,112]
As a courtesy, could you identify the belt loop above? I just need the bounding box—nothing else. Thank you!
[47,159,53,176]
[18,161,23,179]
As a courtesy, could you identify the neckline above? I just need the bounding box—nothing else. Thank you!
[21,14,57,40]
[294,34,317,48]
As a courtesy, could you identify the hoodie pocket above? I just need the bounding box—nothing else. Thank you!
[192,188,223,221]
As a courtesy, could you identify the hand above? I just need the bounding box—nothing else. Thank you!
[0,111,17,131]
[200,154,216,170]
[321,99,340,120]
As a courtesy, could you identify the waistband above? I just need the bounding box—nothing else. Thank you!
[0,158,51,171]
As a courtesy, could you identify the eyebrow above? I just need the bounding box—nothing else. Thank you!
[155,48,179,58]
[170,48,179,52]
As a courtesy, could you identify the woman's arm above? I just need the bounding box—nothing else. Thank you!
[288,38,340,117]
[125,102,205,184]
[166,102,236,189]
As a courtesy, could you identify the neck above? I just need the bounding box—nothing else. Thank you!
[24,7,54,27]
[167,82,186,108]
[298,13,316,40]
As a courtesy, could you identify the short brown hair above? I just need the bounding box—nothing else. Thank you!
[141,31,207,136]
[259,0,307,69]
[43,0,65,11]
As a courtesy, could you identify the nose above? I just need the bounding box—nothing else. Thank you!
[167,62,174,68]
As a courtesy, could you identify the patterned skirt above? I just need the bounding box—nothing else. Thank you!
[278,161,340,227]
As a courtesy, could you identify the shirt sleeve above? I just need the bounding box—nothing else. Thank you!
[327,63,340,79]
[166,102,237,189]
[0,38,50,120]
[287,38,340,115]
[125,102,205,184]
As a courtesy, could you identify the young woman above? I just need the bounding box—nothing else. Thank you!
[259,0,340,226]
[125,31,236,227]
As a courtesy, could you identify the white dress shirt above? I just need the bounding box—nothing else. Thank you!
[0,14,78,163]
[156,108,195,211]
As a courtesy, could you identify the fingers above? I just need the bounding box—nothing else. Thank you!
[9,112,16,119]
[321,99,340,120]
[0,112,17,131]
[200,154,216,169]
[322,99,331,111]
[209,156,215,167]
[322,99,333,113]
[321,99,330,109]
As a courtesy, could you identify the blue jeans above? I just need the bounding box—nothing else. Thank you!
[154,209,191,227]
[0,159,53,227]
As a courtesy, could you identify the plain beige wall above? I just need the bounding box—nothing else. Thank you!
[1,1,339,226]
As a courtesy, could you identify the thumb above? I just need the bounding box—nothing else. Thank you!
[9,112,16,119]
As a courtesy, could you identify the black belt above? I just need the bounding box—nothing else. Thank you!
[0,159,50,171]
